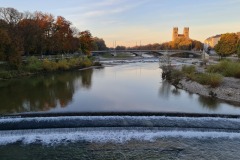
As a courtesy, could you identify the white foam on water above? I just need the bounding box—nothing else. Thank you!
[0,116,240,124]
[1,116,240,124]
[1,128,240,146]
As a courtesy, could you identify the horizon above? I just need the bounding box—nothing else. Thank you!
[1,0,240,47]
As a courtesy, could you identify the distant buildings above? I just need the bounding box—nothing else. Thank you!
[204,32,240,48]
[172,27,190,41]
[204,35,221,48]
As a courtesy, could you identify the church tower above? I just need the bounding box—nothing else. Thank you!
[183,27,189,39]
[172,27,178,41]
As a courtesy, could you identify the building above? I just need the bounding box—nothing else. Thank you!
[172,27,189,41]
[204,34,221,48]
[204,32,240,49]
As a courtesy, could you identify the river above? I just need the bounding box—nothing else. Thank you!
[1,59,240,159]
[0,59,240,115]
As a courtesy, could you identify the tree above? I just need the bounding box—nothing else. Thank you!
[192,40,203,51]
[18,19,42,55]
[0,7,23,25]
[92,37,107,51]
[79,30,93,55]
[214,33,238,58]
[178,38,192,50]
[116,46,126,50]
[237,40,240,59]
[0,29,10,60]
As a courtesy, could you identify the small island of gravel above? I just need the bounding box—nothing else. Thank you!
[161,58,240,104]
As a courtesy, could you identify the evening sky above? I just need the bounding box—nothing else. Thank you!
[1,0,240,47]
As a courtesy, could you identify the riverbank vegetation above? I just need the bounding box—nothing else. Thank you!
[165,65,223,88]
[207,60,240,78]
[0,56,98,79]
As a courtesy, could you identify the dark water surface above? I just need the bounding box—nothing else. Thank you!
[0,61,240,115]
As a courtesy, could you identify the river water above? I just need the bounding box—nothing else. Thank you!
[0,59,240,115]
[1,59,240,159]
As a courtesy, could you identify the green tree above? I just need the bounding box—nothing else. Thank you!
[214,33,238,58]
[92,37,107,51]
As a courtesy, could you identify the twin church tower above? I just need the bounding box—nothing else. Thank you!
[172,27,190,41]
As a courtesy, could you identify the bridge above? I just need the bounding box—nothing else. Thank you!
[91,50,203,58]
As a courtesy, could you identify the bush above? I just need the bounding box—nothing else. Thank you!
[80,58,92,68]
[182,65,196,74]
[0,71,12,79]
[207,60,240,78]
[170,69,183,85]
[195,73,223,88]
[42,59,58,71]
[57,59,69,70]
[93,61,102,66]
[26,56,43,72]
[68,58,78,67]
[182,65,196,80]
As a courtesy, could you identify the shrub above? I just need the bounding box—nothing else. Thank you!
[42,59,58,71]
[57,59,69,70]
[26,56,43,72]
[195,73,223,88]
[68,58,78,67]
[207,60,240,78]
[182,65,196,74]
[0,71,12,79]
[170,69,183,85]
[80,58,92,68]
[181,65,196,80]
[93,61,102,66]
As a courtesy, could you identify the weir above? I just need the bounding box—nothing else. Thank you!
[1,114,240,145]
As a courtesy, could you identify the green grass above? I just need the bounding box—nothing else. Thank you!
[207,60,240,78]
[182,65,196,74]
[181,65,196,80]
[168,65,223,88]
[195,73,223,88]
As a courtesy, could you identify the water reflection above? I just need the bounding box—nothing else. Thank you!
[0,62,240,115]
[198,96,220,111]
[0,69,93,114]
[159,80,181,97]
[158,80,172,99]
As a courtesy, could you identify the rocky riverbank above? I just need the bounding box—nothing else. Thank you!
[178,77,240,104]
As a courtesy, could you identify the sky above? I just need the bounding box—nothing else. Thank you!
[1,0,240,47]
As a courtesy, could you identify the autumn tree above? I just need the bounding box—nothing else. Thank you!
[79,30,93,55]
[0,29,10,60]
[0,7,23,68]
[214,33,238,58]
[192,40,203,51]
[237,40,240,59]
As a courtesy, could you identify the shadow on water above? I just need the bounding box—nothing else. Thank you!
[0,69,93,114]
[159,80,182,98]
[198,96,219,111]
